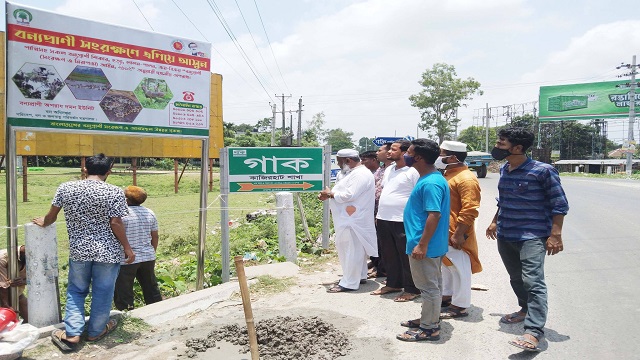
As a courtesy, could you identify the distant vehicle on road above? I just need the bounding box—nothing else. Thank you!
[466,151,492,178]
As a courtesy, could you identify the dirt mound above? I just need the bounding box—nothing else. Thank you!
[184,315,351,359]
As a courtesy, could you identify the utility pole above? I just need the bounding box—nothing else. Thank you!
[270,103,277,146]
[485,103,490,152]
[289,111,294,145]
[297,97,303,146]
[617,55,638,175]
[275,94,291,146]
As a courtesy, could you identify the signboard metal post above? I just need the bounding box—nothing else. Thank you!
[196,138,209,289]
[322,145,331,249]
[4,125,19,308]
[220,148,230,283]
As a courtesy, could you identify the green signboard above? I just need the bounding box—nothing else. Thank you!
[227,147,324,193]
[539,80,639,122]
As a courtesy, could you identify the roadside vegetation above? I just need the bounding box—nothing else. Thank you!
[0,166,328,311]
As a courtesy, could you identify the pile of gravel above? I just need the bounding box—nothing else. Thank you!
[184,315,351,359]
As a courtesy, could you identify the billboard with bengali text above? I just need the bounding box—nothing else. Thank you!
[6,2,211,137]
[539,81,639,122]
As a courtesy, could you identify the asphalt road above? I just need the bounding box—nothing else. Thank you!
[468,174,640,359]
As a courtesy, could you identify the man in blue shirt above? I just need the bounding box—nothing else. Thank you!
[396,139,450,342]
[486,127,569,352]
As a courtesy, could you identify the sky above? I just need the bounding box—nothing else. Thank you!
[4,0,640,145]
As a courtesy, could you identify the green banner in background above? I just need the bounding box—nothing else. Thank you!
[539,80,639,122]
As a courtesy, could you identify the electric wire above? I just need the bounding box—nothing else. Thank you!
[253,0,290,93]
[132,0,155,31]
[204,0,275,103]
[235,0,283,93]
[169,0,265,100]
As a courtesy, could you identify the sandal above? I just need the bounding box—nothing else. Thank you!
[51,329,78,352]
[508,334,541,352]
[500,311,526,324]
[327,285,355,293]
[394,292,420,302]
[370,286,402,295]
[86,319,118,342]
[400,319,421,328]
[440,306,469,319]
[396,327,440,342]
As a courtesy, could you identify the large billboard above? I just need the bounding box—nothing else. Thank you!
[6,2,211,137]
[539,80,639,122]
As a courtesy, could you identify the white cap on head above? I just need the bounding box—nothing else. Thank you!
[336,149,359,158]
[440,140,467,153]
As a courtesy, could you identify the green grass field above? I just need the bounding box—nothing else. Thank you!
[0,167,297,305]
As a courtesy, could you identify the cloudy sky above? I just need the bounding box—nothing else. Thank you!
[4,0,640,145]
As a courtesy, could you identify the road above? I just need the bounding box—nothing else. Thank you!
[24,173,640,359]
[465,174,640,359]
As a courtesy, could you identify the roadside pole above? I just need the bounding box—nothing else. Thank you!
[220,148,231,282]
[196,139,209,290]
[276,192,296,262]
[322,145,331,249]
[626,55,637,176]
[5,125,19,311]
[485,103,490,152]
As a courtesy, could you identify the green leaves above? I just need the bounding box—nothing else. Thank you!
[409,63,482,143]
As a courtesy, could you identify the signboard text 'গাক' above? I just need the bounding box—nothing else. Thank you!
[244,156,313,173]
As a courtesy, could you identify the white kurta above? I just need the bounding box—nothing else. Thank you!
[442,246,472,308]
[330,165,377,289]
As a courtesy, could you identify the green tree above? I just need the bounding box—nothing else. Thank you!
[325,128,354,151]
[409,63,482,143]
[256,117,272,132]
[457,126,497,152]
[357,137,376,152]
[305,112,327,145]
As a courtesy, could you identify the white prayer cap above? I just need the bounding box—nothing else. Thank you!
[336,149,359,158]
[440,140,467,153]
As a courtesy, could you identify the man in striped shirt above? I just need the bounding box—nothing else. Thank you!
[486,127,569,352]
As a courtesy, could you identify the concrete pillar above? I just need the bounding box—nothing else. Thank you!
[276,192,297,262]
[24,223,61,328]
[607,166,612,175]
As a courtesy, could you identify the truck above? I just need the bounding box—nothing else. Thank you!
[465,151,492,178]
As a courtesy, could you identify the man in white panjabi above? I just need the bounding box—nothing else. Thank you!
[319,149,377,293]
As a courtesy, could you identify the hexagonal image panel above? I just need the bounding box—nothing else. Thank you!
[65,66,112,101]
[12,63,65,100]
[100,89,143,123]
[134,78,173,110]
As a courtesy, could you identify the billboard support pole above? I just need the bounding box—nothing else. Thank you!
[196,138,209,290]
[4,125,19,312]
[626,55,637,176]
[220,147,230,282]
[322,145,331,249]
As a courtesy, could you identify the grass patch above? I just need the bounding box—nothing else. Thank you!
[231,275,296,301]
[111,313,152,344]
[0,166,330,311]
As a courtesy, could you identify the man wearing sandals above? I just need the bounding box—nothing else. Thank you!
[396,139,450,342]
[437,141,482,319]
[371,140,420,302]
[319,149,377,293]
[34,154,135,351]
[486,128,568,352]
